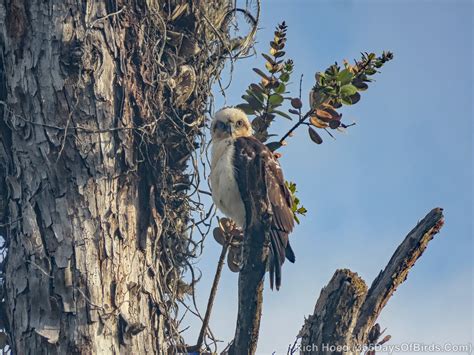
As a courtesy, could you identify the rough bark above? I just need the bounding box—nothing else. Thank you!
[298,269,367,354]
[0,0,232,353]
[299,208,445,355]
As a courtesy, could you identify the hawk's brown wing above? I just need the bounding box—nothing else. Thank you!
[234,136,295,290]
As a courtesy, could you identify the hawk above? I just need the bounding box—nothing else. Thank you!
[210,107,295,290]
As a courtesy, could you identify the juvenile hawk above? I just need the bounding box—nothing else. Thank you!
[210,107,295,290]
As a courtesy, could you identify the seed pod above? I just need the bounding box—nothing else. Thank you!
[329,120,341,129]
[227,249,241,273]
[291,98,302,109]
[213,228,226,246]
[310,117,329,128]
[315,109,333,122]
[321,103,341,118]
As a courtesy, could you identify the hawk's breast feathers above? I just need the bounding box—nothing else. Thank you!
[211,135,295,290]
[209,138,246,228]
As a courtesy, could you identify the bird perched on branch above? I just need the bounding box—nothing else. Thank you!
[209,107,295,290]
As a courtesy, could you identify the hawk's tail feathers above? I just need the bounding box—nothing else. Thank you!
[269,255,275,290]
[269,229,284,291]
[285,241,296,263]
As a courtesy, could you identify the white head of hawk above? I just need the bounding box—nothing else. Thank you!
[210,107,295,290]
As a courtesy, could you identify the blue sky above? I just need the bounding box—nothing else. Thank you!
[183,1,473,353]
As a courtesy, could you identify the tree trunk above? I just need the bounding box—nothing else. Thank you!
[0,0,231,353]
[299,208,445,355]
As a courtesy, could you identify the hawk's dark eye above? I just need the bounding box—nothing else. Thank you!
[215,121,225,130]
[236,120,243,127]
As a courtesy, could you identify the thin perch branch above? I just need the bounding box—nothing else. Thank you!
[197,243,230,347]
[181,239,232,353]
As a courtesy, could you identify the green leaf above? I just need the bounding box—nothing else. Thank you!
[308,127,323,144]
[341,97,352,105]
[246,89,265,104]
[331,99,342,108]
[297,207,307,214]
[315,72,326,82]
[270,41,281,50]
[322,86,336,95]
[242,94,263,110]
[262,112,276,121]
[280,72,290,82]
[284,181,307,224]
[337,69,354,85]
[310,89,326,108]
[352,80,368,91]
[285,181,296,193]
[236,104,255,115]
[268,94,284,106]
[340,84,358,97]
[341,92,361,106]
[261,53,276,66]
[349,92,361,104]
[275,82,286,94]
[273,110,292,120]
[250,83,264,94]
[253,68,269,80]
